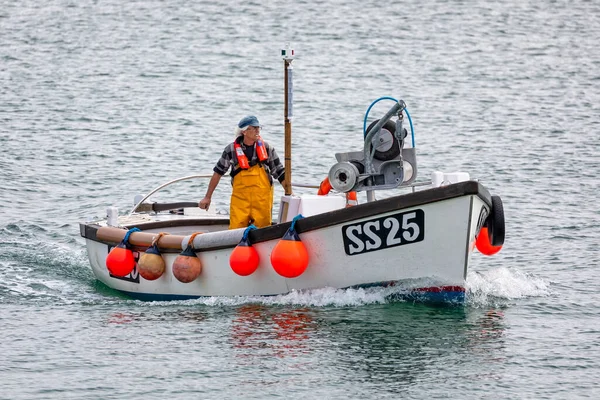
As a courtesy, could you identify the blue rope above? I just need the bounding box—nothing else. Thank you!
[242,224,257,240]
[123,227,140,244]
[363,96,415,147]
[290,214,304,231]
[363,96,398,137]
[404,108,415,148]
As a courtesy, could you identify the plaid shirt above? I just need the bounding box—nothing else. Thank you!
[213,137,285,184]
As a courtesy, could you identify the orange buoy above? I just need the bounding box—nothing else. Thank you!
[476,226,502,256]
[105,227,140,277]
[346,191,358,207]
[317,177,333,195]
[138,232,167,281]
[271,215,309,278]
[230,225,260,276]
[172,233,202,283]
[318,176,358,206]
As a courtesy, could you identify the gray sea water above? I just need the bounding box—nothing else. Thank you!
[1,0,599,398]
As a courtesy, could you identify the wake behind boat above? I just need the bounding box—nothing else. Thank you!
[79,48,505,304]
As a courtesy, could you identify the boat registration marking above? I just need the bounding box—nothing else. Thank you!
[341,209,425,256]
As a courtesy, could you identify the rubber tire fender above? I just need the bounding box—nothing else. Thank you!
[367,120,401,161]
[487,195,505,247]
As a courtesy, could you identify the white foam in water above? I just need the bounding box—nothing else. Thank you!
[137,277,460,308]
[257,286,391,307]
[148,286,402,308]
[466,267,551,306]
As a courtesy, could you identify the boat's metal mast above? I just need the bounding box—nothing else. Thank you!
[282,45,294,196]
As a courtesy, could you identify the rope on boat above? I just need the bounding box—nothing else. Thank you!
[290,214,304,231]
[363,96,415,147]
[123,227,140,245]
[151,232,169,247]
[187,232,202,249]
[242,225,257,241]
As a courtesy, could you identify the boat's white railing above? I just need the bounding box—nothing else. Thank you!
[129,174,321,215]
[129,174,215,216]
[129,174,433,215]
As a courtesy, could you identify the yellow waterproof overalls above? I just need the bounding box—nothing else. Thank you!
[229,164,274,229]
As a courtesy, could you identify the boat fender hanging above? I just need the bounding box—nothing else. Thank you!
[476,195,505,255]
[475,226,502,256]
[317,177,358,206]
[106,227,140,277]
[487,195,505,247]
[138,232,168,280]
[172,232,202,283]
[271,215,309,278]
[229,225,260,276]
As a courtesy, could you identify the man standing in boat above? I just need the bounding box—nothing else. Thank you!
[198,115,286,229]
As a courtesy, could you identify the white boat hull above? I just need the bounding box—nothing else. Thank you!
[82,182,492,302]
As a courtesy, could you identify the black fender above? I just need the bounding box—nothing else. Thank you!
[487,195,505,247]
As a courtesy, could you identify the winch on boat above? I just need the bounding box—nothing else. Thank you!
[328,98,417,195]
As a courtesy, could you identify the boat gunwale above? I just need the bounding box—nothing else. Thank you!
[80,181,491,252]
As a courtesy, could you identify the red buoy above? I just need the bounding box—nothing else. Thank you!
[230,229,260,276]
[105,227,140,277]
[106,243,136,277]
[271,217,309,278]
[476,226,502,256]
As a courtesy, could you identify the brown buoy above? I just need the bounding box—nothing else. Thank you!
[172,232,202,283]
[138,232,167,280]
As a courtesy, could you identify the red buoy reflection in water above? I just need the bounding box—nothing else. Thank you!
[230,305,314,358]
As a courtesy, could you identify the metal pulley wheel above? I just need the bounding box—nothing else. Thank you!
[328,162,360,192]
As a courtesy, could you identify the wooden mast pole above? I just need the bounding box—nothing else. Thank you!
[282,45,294,196]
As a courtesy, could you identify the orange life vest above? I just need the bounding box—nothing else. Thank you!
[233,138,268,171]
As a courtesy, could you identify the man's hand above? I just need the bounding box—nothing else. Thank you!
[199,197,211,210]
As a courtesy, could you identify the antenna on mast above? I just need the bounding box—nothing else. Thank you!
[282,44,295,196]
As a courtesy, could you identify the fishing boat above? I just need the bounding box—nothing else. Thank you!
[79,48,505,303]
